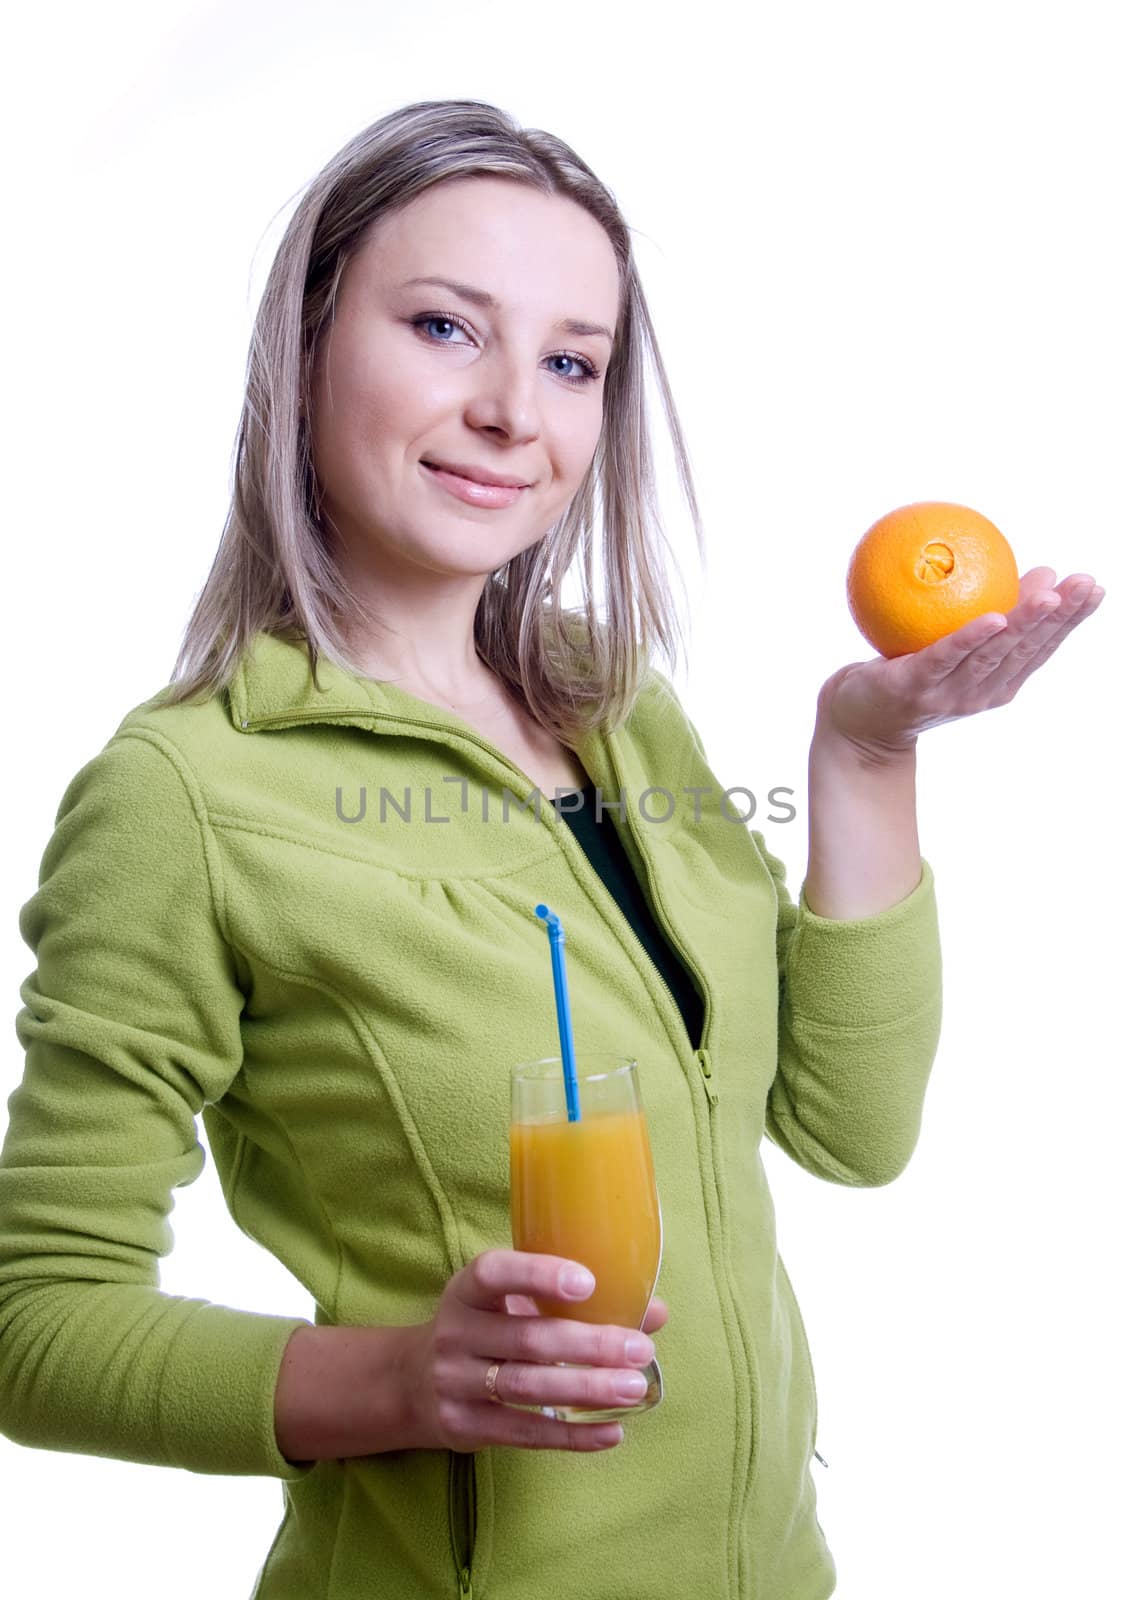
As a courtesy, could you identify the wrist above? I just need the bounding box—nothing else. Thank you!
[274,1321,428,1463]
[811,718,918,774]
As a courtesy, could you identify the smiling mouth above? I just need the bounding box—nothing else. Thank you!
[421,462,530,490]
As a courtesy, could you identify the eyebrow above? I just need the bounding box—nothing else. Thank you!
[398,276,615,345]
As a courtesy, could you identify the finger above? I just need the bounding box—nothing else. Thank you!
[910,611,1012,685]
[444,1402,623,1453]
[459,1356,652,1412]
[504,1293,542,1318]
[979,585,1088,691]
[641,1297,669,1334]
[459,1304,654,1369]
[971,593,1067,689]
[982,578,1100,692]
[1016,566,1058,602]
[905,573,1098,693]
[994,585,1105,697]
[1005,573,1098,629]
[455,1249,595,1314]
[930,585,1068,690]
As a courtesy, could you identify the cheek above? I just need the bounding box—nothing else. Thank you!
[311,365,403,491]
[557,411,605,484]
[314,325,419,434]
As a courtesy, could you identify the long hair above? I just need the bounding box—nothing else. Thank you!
[164,99,706,745]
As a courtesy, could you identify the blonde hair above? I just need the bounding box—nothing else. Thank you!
[165,99,706,744]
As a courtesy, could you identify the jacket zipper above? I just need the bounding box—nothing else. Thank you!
[449,1451,475,1598]
[589,741,768,1591]
[696,1040,718,1107]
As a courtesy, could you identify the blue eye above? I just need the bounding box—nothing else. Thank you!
[410,312,600,387]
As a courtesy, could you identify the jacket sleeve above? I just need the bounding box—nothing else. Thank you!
[751,827,943,1187]
[0,727,313,1477]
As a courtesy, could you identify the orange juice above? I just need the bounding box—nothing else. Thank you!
[510,1108,661,1327]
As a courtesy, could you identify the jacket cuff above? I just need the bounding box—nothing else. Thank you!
[784,857,940,1031]
[154,1304,315,1479]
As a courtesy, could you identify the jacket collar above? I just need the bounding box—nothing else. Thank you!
[229,630,494,735]
[226,631,615,779]
[226,631,686,834]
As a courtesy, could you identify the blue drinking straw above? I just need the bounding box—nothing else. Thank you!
[534,903,581,1122]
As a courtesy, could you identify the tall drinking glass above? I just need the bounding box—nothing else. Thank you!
[509,1053,663,1422]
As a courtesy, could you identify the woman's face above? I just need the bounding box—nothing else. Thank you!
[309,176,622,587]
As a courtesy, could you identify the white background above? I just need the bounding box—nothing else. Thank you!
[2,1,1120,1595]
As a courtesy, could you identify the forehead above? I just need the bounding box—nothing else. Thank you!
[348,177,621,327]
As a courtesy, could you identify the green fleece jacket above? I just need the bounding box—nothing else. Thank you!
[0,629,942,1599]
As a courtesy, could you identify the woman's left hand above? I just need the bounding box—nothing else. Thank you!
[817,569,1105,759]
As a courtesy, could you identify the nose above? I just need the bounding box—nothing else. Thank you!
[462,348,543,447]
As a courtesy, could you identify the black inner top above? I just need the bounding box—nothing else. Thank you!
[549,783,705,1051]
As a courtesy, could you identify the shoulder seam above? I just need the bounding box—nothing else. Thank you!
[108,729,234,952]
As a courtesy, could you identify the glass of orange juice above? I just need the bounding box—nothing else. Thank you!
[509,1052,663,1422]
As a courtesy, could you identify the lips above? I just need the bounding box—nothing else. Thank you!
[421,462,529,510]
[422,460,532,489]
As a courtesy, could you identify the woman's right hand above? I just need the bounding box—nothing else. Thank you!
[402,1248,659,1454]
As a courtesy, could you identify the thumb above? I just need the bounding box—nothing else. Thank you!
[641,1296,669,1334]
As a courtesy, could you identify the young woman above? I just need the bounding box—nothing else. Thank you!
[0,99,1103,1599]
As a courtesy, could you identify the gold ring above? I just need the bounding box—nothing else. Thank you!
[484,1361,503,1403]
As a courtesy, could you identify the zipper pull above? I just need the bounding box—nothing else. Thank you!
[696,1047,718,1107]
[814,1450,829,1468]
[459,1566,473,1597]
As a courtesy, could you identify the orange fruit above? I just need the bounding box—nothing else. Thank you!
[846,501,1020,658]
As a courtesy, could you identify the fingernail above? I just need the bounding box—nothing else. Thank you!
[625,1334,653,1364]
[616,1371,648,1400]
[560,1265,595,1298]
